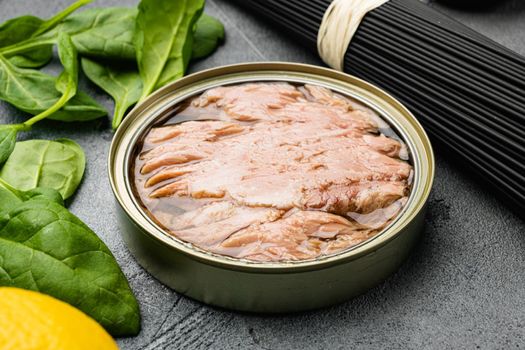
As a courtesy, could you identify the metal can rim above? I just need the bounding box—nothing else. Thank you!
[108,62,435,273]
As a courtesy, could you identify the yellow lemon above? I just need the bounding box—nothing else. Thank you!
[0,287,119,350]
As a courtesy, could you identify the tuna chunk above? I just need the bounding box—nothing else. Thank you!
[167,201,284,247]
[219,210,375,261]
[192,83,304,121]
[134,83,413,262]
[140,119,410,212]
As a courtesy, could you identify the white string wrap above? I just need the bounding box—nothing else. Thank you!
[318,0,389,71]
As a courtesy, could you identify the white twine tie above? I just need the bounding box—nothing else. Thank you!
[318,0,389,71]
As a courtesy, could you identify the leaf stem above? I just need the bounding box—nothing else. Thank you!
[32,0,92,37]
[0,38,56,57]
[8,124,31,132]
[23,86,73,127]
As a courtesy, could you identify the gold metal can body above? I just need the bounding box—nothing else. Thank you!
[109,62,434,313]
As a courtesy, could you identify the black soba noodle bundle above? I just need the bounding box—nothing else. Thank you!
[231,0,525,214]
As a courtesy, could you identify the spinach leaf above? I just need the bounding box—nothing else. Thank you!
[0,36,56,67]
[21,33,79,128]
[0,32,97,129]
[192,13,225,60]
[52,7,135,36]
[0,188,140,336]
[50,7,222,63]
[0,126,17,165]
[0,55,58,112]
[47,7,137,60]
[0,139,85,200]
[0,179,63,215]
[55,33,78,101]
[32,0,92,38]
[0,15,51,68]
[50,92,108,122]
[155,0,205,90]
[0,16,52,68]
[70,9,137,60]
[0,54,106,122]
[7,46,53,69]
[45,33,108,122]
[16,187,64,206]
[133,0,186,99]
[81,58,142,129]
[0,180,22,214]
[0,16,42,45]
[134,0,205,99]
[0,0,91,68]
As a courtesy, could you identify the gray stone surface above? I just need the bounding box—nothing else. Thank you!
[0,0,524,348]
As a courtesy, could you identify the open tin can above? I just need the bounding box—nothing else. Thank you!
[109,62,434,312]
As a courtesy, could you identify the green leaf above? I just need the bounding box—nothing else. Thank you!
[0,55,106,122]
[23,33,80,128]
[156,1,205,90]
[32,0,92,37]
[0,16,51,68]
[0,0,91,68]
[8,46,53,69]
[81,58,142,129]
[155,0,204,89]
[134,0,205,99]
[55,33,78,99]
[0,139,85,200]
[0,182,22,215]
[17,187,64,206]
[0,55,59,112]
[49,92,108,122]
[0,16,43,46]
[0,36,55,67]
[0,194,140,336]
[70,9,137,60]
[0,126,17,165]
[192,14,225,60]
[48,7,137,61]
[52,7,135,36]
[0,180,63,215]
[50,8,224,63]
[0,0,92,43]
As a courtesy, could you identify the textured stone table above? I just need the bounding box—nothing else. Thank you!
[1,0,524,348]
